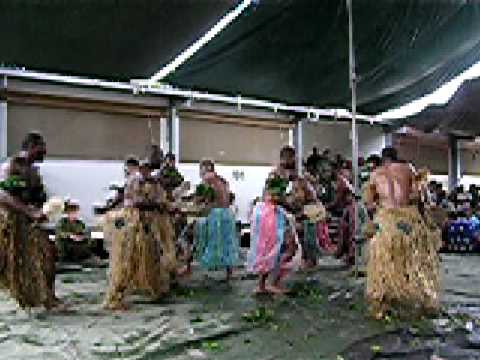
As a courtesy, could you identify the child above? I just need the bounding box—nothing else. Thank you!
[55,200,94,262]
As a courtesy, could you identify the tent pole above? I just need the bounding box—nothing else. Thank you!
[0,76,7,161]
[168,99,180,165]
[346,0,361,278]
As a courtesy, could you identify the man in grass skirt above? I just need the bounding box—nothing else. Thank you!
[103,160,176,310]
[0,132,58,309]
[364,147,441,319]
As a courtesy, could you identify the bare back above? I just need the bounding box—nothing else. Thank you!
[370,162,416,209]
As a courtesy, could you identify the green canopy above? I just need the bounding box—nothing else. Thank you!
[391,77,480,137]
[167,0,480,115]
[0,0,235,80]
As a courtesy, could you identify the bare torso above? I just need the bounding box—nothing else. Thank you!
[203,173,230,208]
[369,162,415,209]
[268,166,317,211]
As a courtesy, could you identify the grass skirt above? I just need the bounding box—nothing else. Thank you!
[194,208,239,270]
[366,206,441,319]
[248,203,301,276]
[103,208,176,308]
[0,209,56,309]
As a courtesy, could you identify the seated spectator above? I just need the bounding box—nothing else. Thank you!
[55,200,96,262]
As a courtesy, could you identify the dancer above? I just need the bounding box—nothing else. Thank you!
[270,146,321,268]
[157,153,184,199]
[103,160,176,310]
[364,147,441,319]
[0,132,58,309]
[193,159,239,281]
[248,175,300,294]
[155,152,190,245]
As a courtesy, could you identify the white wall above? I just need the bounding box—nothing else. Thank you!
[38,160,124,225]
[178,163,271,223]
[37,160,271,225]
[302,121,385,159]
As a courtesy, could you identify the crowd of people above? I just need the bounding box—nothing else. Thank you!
[0,131,443,320]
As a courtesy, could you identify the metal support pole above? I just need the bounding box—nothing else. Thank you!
[168,100,180,166]
[347,0,362,278]
[448,134,460,192]
[384,130,393,148]
[288,128,294,148]
[0,76,7,161]
[160,117,168,153]
[294,119,304,176]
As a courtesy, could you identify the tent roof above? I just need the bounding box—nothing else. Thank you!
[167,0,480,115]
[0,0,235,80]
[392,77,480,137]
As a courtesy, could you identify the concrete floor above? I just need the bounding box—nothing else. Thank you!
[0,254,479,360]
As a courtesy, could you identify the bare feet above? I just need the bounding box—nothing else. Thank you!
[254,286,269,295]
[226,267,233,283]
[49,298,70,312]
[177,265,192,277]
[104,302,129,311]
[266,284,289,295]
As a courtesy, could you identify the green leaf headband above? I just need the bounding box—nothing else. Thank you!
[195,184,216,200]
[0,175,27,191]
[266,176,288,196]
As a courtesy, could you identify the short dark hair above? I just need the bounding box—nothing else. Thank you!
[165,152,176,161]
[367,154,381,167]
[381,147,398,162]
[200,159,215,172]
[125,156,139,167]
[139,159,152,169]
[21,131,44,150]
[280,146,295,158]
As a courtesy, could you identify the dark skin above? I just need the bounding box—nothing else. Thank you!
[0,139,64,308]
[255,192,297,295]
[0,141,47,221]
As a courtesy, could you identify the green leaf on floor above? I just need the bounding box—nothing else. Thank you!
[202,340,222,351]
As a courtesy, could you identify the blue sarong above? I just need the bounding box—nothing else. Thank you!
[303,220,321,262]
[194,208,239,270]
